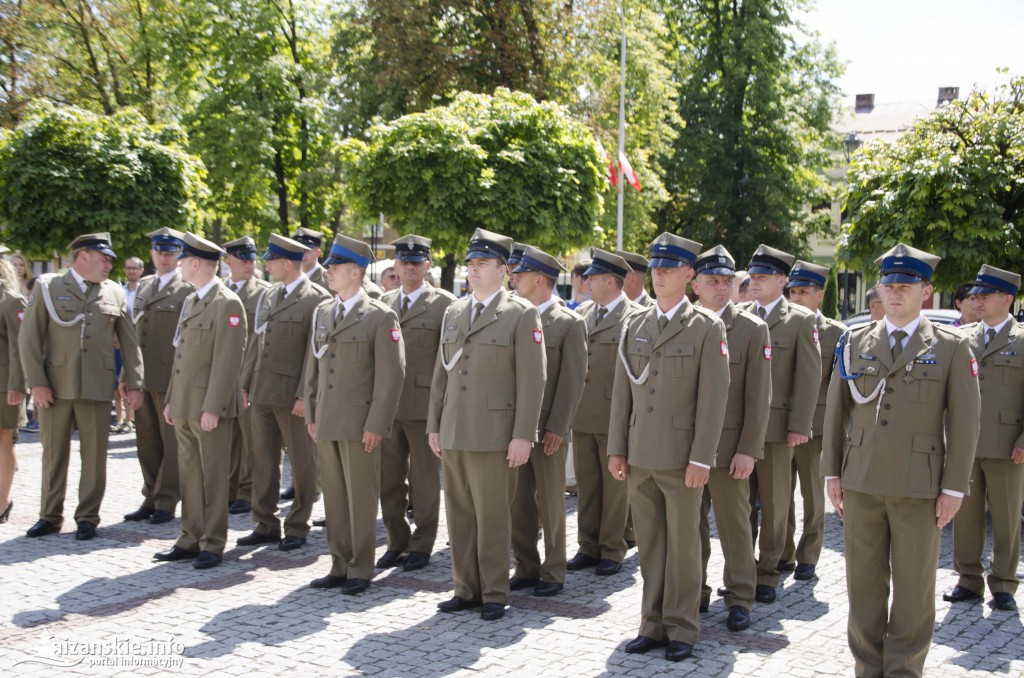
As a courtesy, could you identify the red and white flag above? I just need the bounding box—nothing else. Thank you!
[619,151,642,192]
[595,139,618,188]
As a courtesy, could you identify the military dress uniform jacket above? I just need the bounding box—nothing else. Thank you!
[304,294,405,440]
[812,314,847,436]
[165,283,246,421]
[132,272,193,392]
[537,302,588,436]
[572,298,644,434]
[21,272,143,400]
[632,291,655,308]
[609,299,731,469]
[0,288,27,394]
[427,290,547,451]
[382,286,457,421]
[822,317,981,498]
[968,320,1024,457]
[240,276,330,406]
[714,302,772,466]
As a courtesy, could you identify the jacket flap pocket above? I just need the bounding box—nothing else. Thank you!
[669,344,695,356]
[412,318,438,330]
[993,354,1022,368]
[911,364,945,380]
[672,412,695,430]
[269,360,301,378]
[190,318,213,330]
[911,433,943,454]
[847,427,863,446]
[339,330,367,343]
[772,336,791,349]
[1000,410,1023,425]
[481,333,511,347]
[487,393,515,410]
[598,333,619,344]
[347,391,372,406]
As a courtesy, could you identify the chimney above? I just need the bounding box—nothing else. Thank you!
[937,86,959,107]
[855,94,875,114]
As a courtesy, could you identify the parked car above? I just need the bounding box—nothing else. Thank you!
[842,308,962,328]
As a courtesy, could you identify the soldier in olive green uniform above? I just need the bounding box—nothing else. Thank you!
[692,245,770,632]
[0,261,27,522]
[23,233,144,540]
[377,235,455,572]
[569,250,643,575]
[124,228,193,525]
[780,261,847,580]
[618,250,654,308]
[742,245,820,603]
[609,233,730,662]
[222,237,271,514]
[427,228,547,621]
[305,235,405,595]
[945,264,1023,612]
[509,246,588,596]
[823,244,981,678]
[156,234,247,570]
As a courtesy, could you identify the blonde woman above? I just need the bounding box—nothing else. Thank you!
[0,259,26,522]
[8,252,30,297]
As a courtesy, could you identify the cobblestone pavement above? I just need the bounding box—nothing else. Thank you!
[1,429,1022,676]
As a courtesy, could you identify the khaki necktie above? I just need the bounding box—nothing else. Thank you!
[278,286,287,304]
[756,306,766,320]
[333,299,343,322]
[658,315,669,333]
[985,327,996,346]
[891,329,907,362]
[401,295,411,318]
[470,302,485,328]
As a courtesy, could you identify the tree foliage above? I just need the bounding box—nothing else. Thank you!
[840,75,1024,290]
[823,265,839,319]
[0,102,207,261]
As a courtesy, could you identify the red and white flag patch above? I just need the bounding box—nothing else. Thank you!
[16,310,23,323]
[969,358,978,377]
[720,340,729,357]
[533,328,543,344]
[391,327,401,343]
[228,314,241,328]
[763,345,773,360]
[812,328,819,344]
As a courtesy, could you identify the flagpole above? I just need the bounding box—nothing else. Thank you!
[616,0,626,252]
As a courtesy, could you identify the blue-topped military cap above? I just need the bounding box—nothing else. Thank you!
[649,232,701,269]
[178,233,225,261]
[967,264,1020,297]
[694,245,736,277]
[70,232,117,258]
[222,236,258,261]
[875,243,940,284]
[616,250,649,274]
[324,234,374,268]
[583,249,630,278]
[465,228,512,263]
[262,233,309,262]
[147,227,185,252]
[747,244,794,276]
[787,260,829,289]
[290,227,324,250]
[391,234,431,262]
[507,242,529,268]
[513,245,566,280]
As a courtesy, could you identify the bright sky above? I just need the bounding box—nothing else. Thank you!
[799,0,1024,107]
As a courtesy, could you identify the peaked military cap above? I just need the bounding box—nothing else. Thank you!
[875,243,940,284]
[0,245,10,256]
[147,227,185,253]
[290,227,325,249]
[747,244,794,276]
[222,236,258,261]
[507,242,529,268]
[324,234,374,268]
[513,246,566,280]
[70,232,117,258]
[616,250,649,274]
[787,260,829,288]
[465,228,512,263]
[583,249,630,278]
[391,234,432,262]
[179,233,225,261]
[967,264,1020,297]
[262,234,309,262]
[693,245,736,277]
[649,232,701,269]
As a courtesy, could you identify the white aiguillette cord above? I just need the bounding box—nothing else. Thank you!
[438,305,464,372]
[309,302,331,360]
[617,319,650,385]
[171,295,195,348]
[838,330,929,423]
[37,275,87,348]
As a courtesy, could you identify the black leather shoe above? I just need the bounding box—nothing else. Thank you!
[699,597,710,613]
[992,592,1017,611]
[236,530,281,546]
[943,585,983,603]
[279,535,306,551]
[402,551,430,571]
[154,545,200,562]
[342,578,370,595]
[193,551,222,569]
[624,636,665,654]
[717,586,732,596]
[595,558,622,575]
[26,519,60,538]
[794,563,816,580]
[665,641,693,661]
[533,582,563,597]
[566,552,600,571]
[279,486,295,501]
[777,560,795,573]
[228,499,251,515]
[755,585,776,604]
[123,506,155,522]
[312,518,326,527]
[148,510,174,524]
[75,521,97,541]
[509,576,540,591]
[437,596,482,612]
[480,603,506,620]
[626,540,637,549]
[726,605,750,631]
[310,574,347,589]
[376,549,406,568]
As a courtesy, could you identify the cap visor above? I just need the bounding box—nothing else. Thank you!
[396,254,428,263]
[649,257,686,269]
[880,273,927,284]
[785,280,820,289]
[966,285,998,296]
[464,250,502,262]
[697,266,736,277]
[748,265,783,276]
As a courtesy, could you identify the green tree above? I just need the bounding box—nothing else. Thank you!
[0,102,208,263]
[823,265,839,319]
[657,0,843,263]
[840,75,1024,290]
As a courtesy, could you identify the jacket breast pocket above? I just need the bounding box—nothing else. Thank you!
[407,318,439,346]
[441,331,461,363]
[338,330,367,362]
[994,353,1024,386]
[186,318,213,344]
[907,364,945,403]
[480,332,511,366]
[664,343,695,377]
[278,312,307,338]
[771,335,791,352]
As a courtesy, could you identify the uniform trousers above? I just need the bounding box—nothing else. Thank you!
[228,406,254,503]
[318,439,381,580]
[510,442,568,583]
[700,468,757,610]
[782,435,825,565]
[174,417,233,554]
[573,431,628,562]
[250,403,318,538]
[379,419,440,554]
[39,399,110,525]
[752,441,794,586]
[443,448,518,605]
[134,389,180,512]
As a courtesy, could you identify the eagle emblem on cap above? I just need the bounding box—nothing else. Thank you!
[893,244,908,256]
[754,245,767,255]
